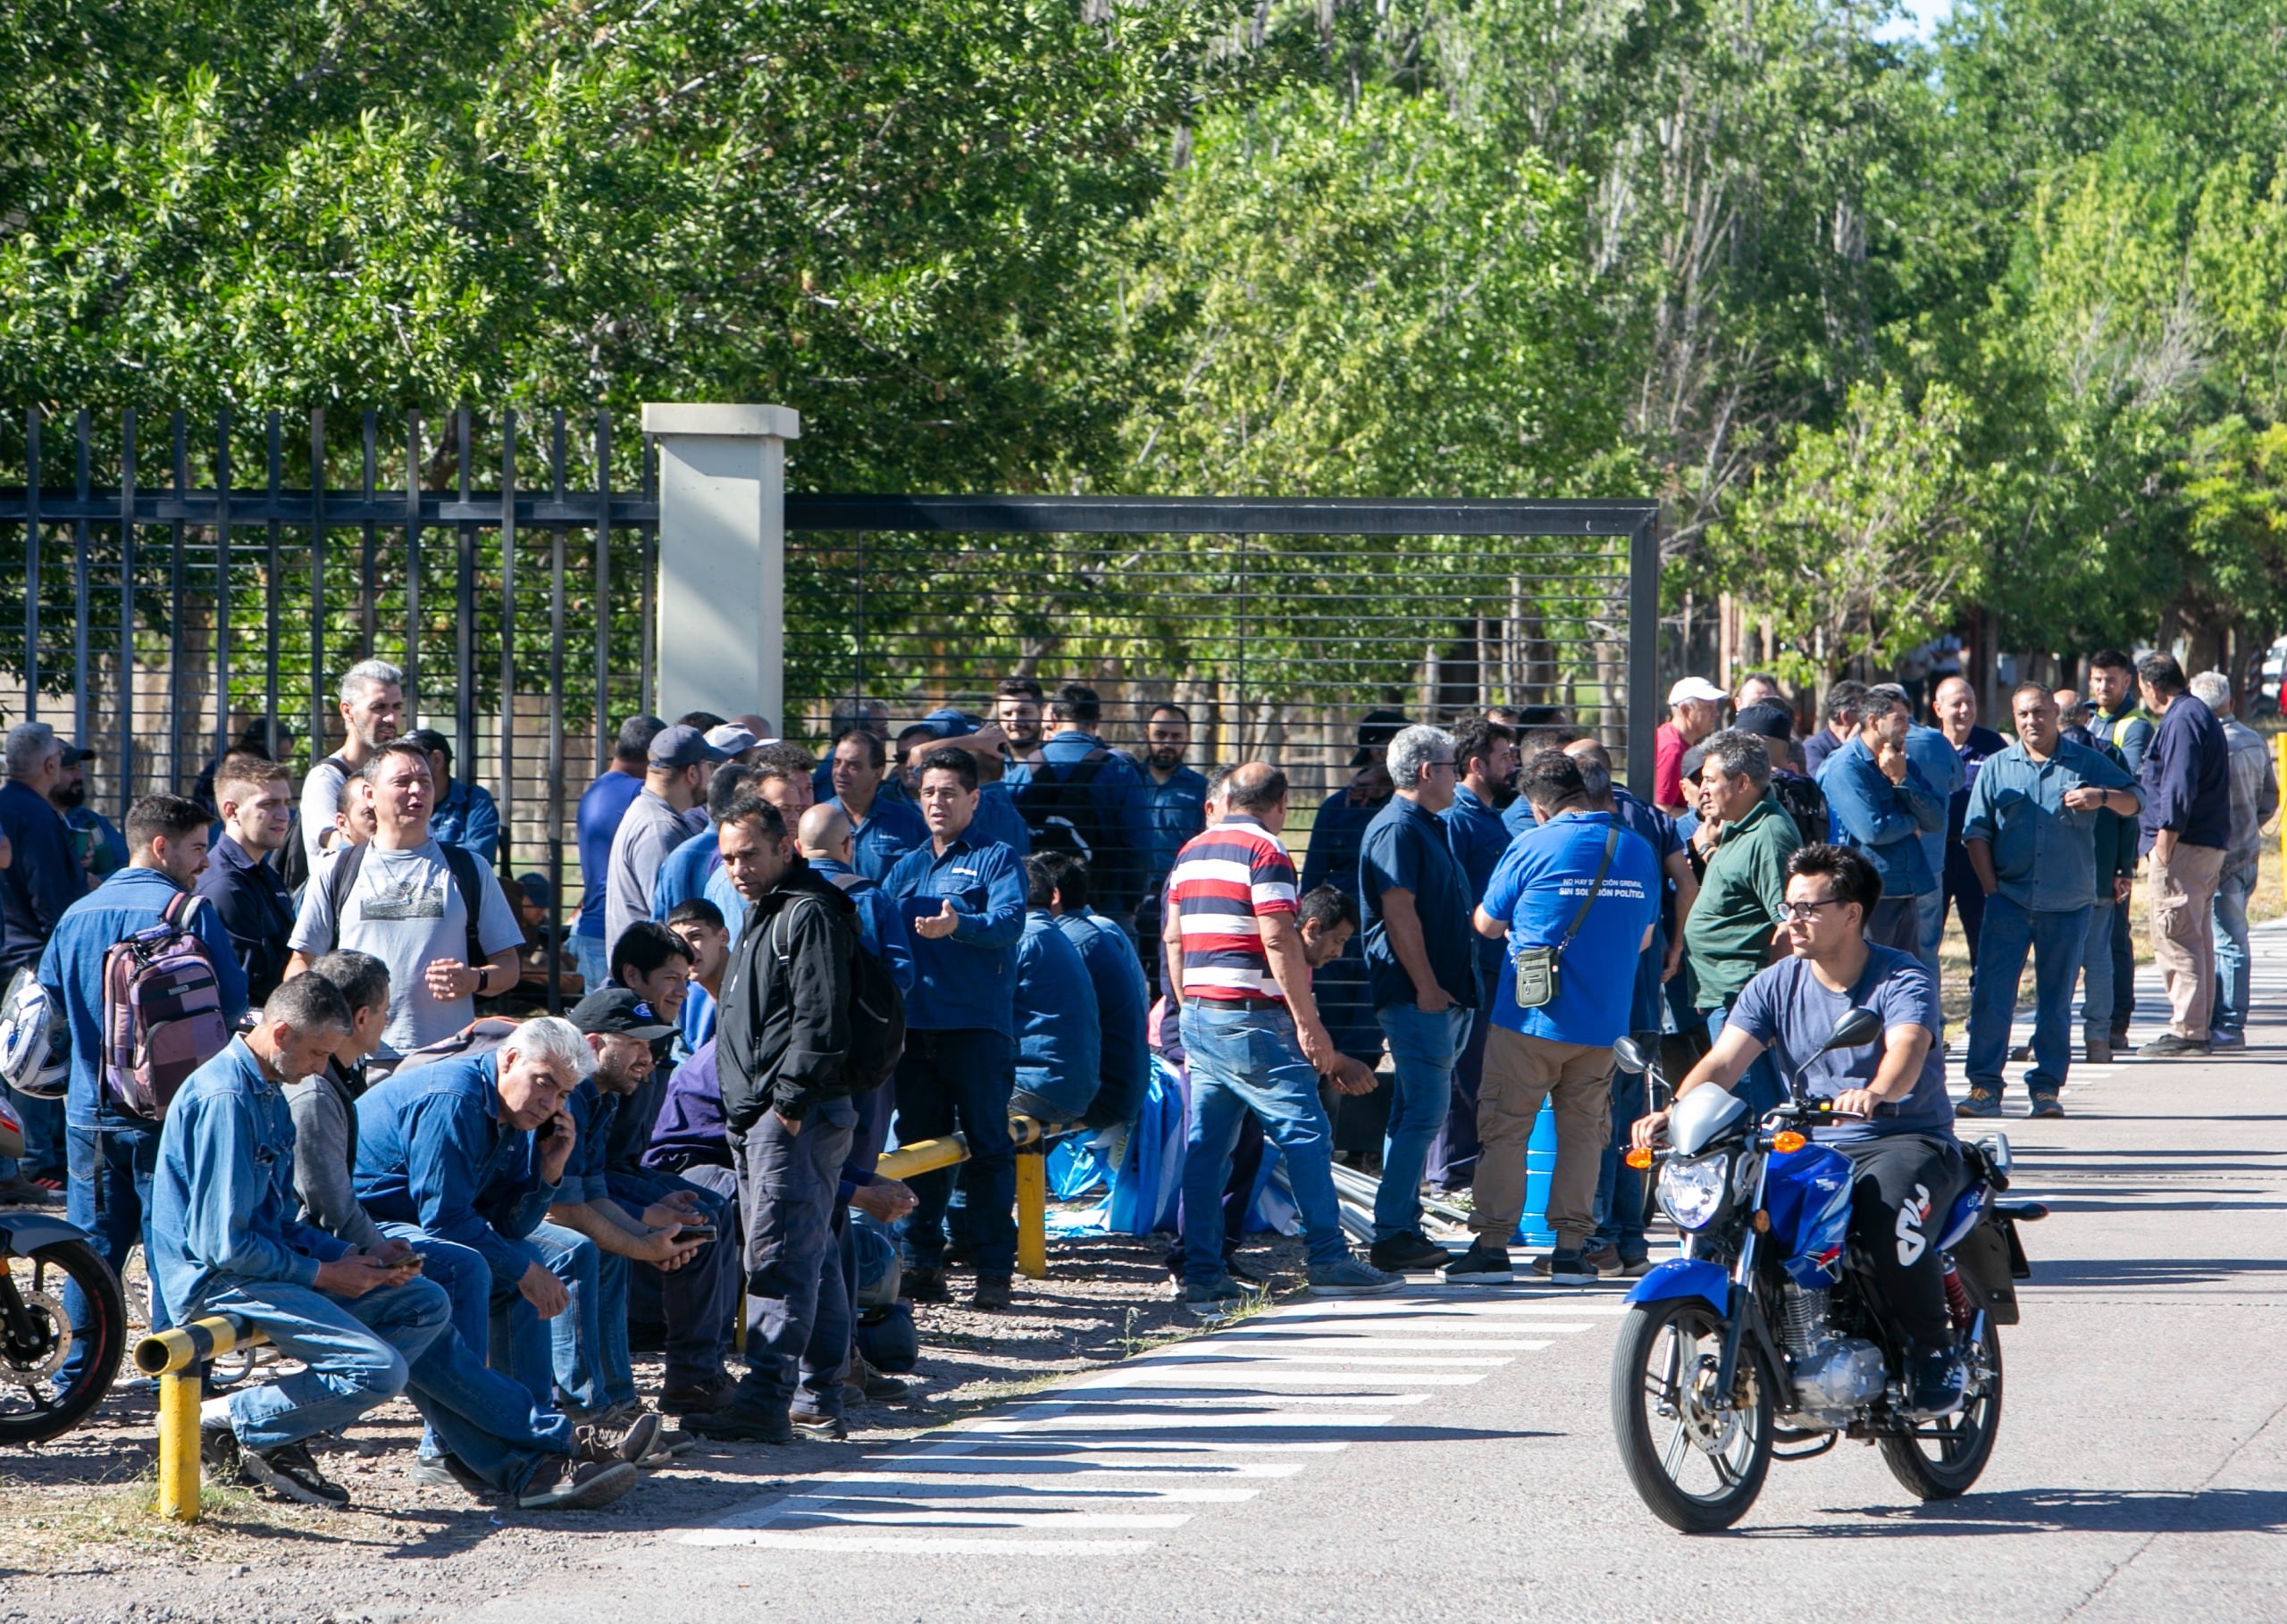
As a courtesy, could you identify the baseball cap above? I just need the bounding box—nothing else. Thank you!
[515,872,553,910]
[567,988,680,1041]
[649,724,733,771]
[1667,676,1727,706]
[704,723,759,756]
[57,739,96,766]
[1351,708,1411,766]
[1731,701,1795,742]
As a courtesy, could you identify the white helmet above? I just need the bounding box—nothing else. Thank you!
[0,968,67,1101]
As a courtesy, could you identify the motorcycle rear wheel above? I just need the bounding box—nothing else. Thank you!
[1,1239,126,1445]
[1880,1317,2003,1500]
[1612,1296,1773,1533]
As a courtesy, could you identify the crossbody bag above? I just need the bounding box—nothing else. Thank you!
[1511,825,1620,1010]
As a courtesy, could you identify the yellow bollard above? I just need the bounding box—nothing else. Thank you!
[875,1134,968,1181]
[1015,1150,1048,1280]
[155,1368,204,1522]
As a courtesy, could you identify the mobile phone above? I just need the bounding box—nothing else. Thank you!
[674,1224,717,1243]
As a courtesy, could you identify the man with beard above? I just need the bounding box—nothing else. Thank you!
[1134,704,1209,998]
[48,739,126,882]
[302,659,406,868]
[1426,717,1516,1193]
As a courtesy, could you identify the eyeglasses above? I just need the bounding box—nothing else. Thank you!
[1774,897,1845,923]
[1424,758,1458,772]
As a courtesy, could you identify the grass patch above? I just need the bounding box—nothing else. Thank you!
[0,1463,285,1567]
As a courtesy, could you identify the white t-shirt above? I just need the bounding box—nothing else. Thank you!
[288,838,524,1056]
[299,757,351,867]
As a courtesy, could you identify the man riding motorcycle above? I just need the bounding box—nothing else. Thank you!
[1632,842,1966,1417]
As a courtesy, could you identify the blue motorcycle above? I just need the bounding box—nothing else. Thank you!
[1608,1009,2045,1532]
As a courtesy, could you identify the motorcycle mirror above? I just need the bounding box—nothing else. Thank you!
[1613,1035,1650,1075]
[1819,1006,1884,1053]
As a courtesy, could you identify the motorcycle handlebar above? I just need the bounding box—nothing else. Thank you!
[1771,1100,1902,1121]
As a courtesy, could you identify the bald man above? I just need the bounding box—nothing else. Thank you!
[1933,674,2007,974]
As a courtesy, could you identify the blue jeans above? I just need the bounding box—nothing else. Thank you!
[894,1028,1018,1277]
[1966,895,2089,1097]
[732,1099,856,1418]
[376,1227,495,1460]
[1702,1004,1784,1117]
[573,932,609,992]
[1373,1002,1470,1241]
[1590,1056,1652,1258]
[1177,1001,1351,1287]
[2214,858,2258,1037]
[198,1276,449,1452]
[523,1220,631,1414]
[2078,900,2115,1041]
[2107,894,2136,1034]
[399,1310,576,1494]
[1915,885,1947,974]
[62,1121,164,1384]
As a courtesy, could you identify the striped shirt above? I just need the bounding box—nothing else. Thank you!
[1167,814,1299,1000]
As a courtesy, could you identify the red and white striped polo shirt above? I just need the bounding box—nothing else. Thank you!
[1166,814,1299,1000]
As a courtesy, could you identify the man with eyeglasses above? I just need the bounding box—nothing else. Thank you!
[1357,725,1479,1272]
[1632,842,1969,1419]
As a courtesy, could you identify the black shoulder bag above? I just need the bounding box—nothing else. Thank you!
[1510,825,1620,1010]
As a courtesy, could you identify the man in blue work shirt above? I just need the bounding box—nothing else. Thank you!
[2135,653,2233,1057]
[1818,688,1948,956]
[909,710,1033,857]
[352,1016,591,1411]
[1873,682,1968,973]
[1010,685,1153,924]
[825,728,929,883]
[882,747,1028,1310]
[573,716,665,994]
[1932,675,2009,981]
[1035,852,1151,1146]
[2086,650,2156,1050]
[1133,704,1210,1000]
[40,792,247,1374]
[798,804,916,995]
[1301,709,1410,1146]
[1359,725,1479,1274]
[1,723,88,1197]
[1011,857,1102,1126]
[407,730,501,867]
[1957,685,2143,1117]
[1430,718,1517,1194]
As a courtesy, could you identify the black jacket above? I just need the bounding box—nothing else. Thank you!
[193,832,297,1003]
[718,860,859,1132]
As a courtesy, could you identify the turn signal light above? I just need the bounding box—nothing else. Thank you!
[1623,1147,1654,1170]
[1771,1130,1807,1154]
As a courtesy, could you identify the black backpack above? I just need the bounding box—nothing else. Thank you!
[320,838,495,970]
[1769,771,1830,848]
[1014,747,1110,862]
[772,891,906,1095]
[277,754,348,900]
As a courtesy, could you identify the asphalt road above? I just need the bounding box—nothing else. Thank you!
[474,923,2287,1624]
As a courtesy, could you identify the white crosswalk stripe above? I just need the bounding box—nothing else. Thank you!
[673,1283,1629,1555]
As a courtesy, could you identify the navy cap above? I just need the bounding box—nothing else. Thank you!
[649,724,733,771]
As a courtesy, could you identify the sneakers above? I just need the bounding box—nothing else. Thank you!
[1613,1254,1655,1278]
[903,1266,951,1304]
[2083,1036,2113,1065]
[683,1403,795,1444]
[970,1274,1013,1312]
[791,1411,848,1442]
[1367,1231,1451,1273]
[1441,1243,1513,1285]
[1906,1345,1966,1419]
[1533,1251,1601,1285]
[239,1440,352,1508]
[2138,1034,2211,1059]
[409,1452,491,1494]
[516,1457,638,1511]
[0,1176,63,1207]
[2028,1092,2065,1119]
[2211,1029,2247,1051]
[1181,1277,1256,1319]
[1955,1087,2001,1119]
[1305,1256,1405,1299]
[1581,1244,1624,1275]
[198,1412,240,1479]
[659,1376,733,1416]
[577,1410,660,1468]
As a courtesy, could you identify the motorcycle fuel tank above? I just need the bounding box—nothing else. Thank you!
[1763,1141,1854,1289]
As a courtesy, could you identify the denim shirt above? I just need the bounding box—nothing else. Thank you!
[430,778,501,866]
[152,1038,350,1316]
[882,834,1027,1034]
[1960,739,2141,913]
[650,826,721,921]
[1817,737,1947,898]
[353,1051,559,1282]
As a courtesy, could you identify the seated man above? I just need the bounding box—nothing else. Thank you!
[1631,843,1967,1417]
[160,976,640,1511]
[1035,851,1151,1147]
[666,897,732,1049]
[1011,856,1102,1125]
[352,1016,632,1433]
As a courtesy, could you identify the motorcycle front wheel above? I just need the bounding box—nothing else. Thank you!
[1611,1295,1773,1533]
[1881,1316,2003,1500]
[1,1238,125,1445]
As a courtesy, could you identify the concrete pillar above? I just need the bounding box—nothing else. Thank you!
[639,403,802,730]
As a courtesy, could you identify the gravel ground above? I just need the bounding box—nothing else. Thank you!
[1,1215,1312,1624]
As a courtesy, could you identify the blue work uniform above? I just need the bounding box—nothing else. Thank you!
[1055,906,1151,1130]
[1011,908,1102,1123]
[830,794,929,884]
[430,778,502,867]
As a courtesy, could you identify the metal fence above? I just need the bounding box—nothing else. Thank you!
[0,408,1658,912]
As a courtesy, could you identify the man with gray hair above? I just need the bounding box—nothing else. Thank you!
[1682,730,1803,1114]
[1358,724,1478,1271]
[0,720,84,1201]
[301,659,406,868]
[2191,671,2279,1049]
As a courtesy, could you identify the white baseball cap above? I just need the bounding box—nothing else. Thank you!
[704,724,760,755]
[1667,676,1727,706]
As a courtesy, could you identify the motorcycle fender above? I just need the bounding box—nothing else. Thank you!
[1953,1218,2020,1326]
[1,1212,93,1258]
[1623,1258,1730,1314]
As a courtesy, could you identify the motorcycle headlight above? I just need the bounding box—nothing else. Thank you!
[1658,1152,1731,1231]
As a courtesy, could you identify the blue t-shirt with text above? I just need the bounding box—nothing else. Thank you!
[1478,811,1657,1047]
